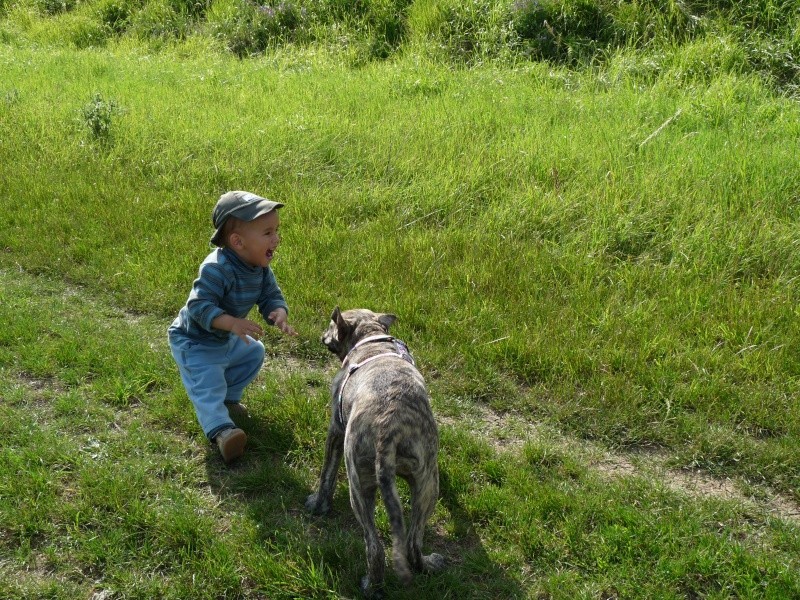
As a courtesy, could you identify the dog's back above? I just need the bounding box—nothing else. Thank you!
[343,344,439,583]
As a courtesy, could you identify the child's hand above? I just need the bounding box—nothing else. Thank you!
[268,308,298,337]
[230,318,264,343]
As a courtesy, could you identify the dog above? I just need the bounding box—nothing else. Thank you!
[305,307,445,598]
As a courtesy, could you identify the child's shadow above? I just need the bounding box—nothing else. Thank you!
[203,408,310,509]
[203,407,367,595]
[204,409,526,599]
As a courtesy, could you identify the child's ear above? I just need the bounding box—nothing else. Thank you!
[229,233,243,248]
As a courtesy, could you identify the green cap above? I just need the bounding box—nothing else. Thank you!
[210,191,284,246]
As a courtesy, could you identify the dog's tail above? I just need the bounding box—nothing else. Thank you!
[376,438,412,585]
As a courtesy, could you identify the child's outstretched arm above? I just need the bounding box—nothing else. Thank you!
[212,314,264,344]
[267,308,298,337]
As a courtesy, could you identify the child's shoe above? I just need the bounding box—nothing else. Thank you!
[225,402,250,420]
[215,427,247,463]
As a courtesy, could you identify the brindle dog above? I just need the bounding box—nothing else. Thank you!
[305,307,445,598]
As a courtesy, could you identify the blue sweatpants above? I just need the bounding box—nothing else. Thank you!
[169,334,265,440]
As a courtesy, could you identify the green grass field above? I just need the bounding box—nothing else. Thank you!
[1,0,799,597]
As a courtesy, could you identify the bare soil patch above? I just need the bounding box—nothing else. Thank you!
[439,403,800,526]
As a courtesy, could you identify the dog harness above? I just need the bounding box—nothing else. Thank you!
[336,335,416,427]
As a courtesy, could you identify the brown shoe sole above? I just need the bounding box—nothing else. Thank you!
[216,428,247,463]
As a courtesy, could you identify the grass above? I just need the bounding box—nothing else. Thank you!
[2,267,799,598]
[2,2,800,597]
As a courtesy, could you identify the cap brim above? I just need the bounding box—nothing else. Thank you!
[210,227,225,246]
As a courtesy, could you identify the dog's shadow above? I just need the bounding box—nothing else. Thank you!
[418,468,527,599]
[204,408,526,599]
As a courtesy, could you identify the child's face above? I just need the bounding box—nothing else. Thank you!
[231,210,281,268]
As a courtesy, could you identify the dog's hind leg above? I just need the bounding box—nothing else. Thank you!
[406,463,445,573]
[377,442,412,586]
[348,460,386,599]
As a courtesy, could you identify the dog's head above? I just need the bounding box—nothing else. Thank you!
[321,307,397,361]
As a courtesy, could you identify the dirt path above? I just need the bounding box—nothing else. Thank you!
[439,403,800,526]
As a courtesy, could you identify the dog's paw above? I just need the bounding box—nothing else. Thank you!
[360,575,385,600]
[304,493,331,515]
[422,553,446,572]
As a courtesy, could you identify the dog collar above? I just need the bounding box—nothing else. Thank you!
[342,335,395,365]
[336,336,416,426]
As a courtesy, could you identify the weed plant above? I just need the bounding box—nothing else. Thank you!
[81,92,118,142]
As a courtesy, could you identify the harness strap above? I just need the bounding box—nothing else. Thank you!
[346,334,394,356]
[335,337,416,427]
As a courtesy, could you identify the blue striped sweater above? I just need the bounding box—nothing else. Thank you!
[168,247,289,346]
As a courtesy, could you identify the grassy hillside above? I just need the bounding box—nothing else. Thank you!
[3,42,799,490]
[1,1,799,598]
[1,0,798,93]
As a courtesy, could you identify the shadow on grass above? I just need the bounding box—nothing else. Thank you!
[203,410,525,599]
[203,409,365,596]
[202,409,309,512]
[425,469,527,599]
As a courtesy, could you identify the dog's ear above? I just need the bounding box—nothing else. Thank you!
[334,307,351,335]
[377,313,397,331]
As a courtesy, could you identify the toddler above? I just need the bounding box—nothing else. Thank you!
[168,190,297,463]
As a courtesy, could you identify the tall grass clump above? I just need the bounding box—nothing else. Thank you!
[35,0,77,15]
[407,0,515,64]
[205,0,412,60]
[510,0,622,64]
[94,0,139,34]
[209,0,308,57]
[310,0,413,60]
[126,0,198,42]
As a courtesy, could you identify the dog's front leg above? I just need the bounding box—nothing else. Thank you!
[305,422,344,515]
